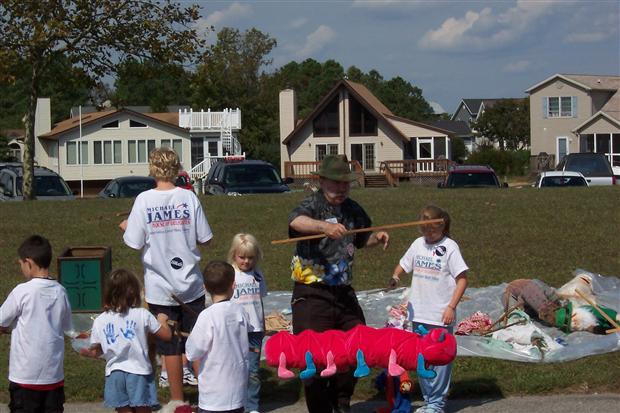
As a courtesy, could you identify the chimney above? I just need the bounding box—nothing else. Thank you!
[279,89,297,143]
[34,98,52,137]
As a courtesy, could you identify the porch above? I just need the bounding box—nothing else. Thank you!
[283,159,455,187]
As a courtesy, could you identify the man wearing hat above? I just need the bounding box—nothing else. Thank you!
[288,154,389,413]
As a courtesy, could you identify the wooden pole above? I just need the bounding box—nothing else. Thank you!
[575,289,620,334]
[271,218,444,245]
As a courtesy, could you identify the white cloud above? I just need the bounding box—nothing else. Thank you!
[429,101,445,114]
[289,17,308,29]
[503,60,531,73]
[419,0,554,51]
[565,32,609,43]
[198,2,252,30]
[295,25,337,59]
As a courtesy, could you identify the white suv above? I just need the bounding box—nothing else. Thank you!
[555,153,616,186]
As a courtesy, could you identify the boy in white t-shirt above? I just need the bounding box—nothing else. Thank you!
[389,206,468,413]
[227,233,267,413]
[186,261,249,413]
[0,235,73,413]
[120,147,213,410]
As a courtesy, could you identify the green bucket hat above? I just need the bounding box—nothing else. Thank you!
[554,302,573,333]
[312,154,359,182]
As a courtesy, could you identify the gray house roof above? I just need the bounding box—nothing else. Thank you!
[428,120,471,136]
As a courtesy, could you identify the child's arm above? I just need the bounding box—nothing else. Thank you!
[155,313,172,342]
[442,272,468,325]
[80,343,103,358]
[388,264,407,289]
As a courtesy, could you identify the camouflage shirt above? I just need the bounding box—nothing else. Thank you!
[288,190,372,286]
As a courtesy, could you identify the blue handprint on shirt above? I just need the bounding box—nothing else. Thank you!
[104,323,119,345]
[121,320,137,340]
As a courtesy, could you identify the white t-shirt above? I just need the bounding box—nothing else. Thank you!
[231,269,267,333]
[399,236,469,326]
[123,187,213,305]
[90,308,161,376]
[186,301,249,411]
[0,278,73,385]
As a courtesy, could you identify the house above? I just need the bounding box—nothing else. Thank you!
[23,98,242,190]
[526,73,620,170]
[279,79,455,183]
[451,98,526,152]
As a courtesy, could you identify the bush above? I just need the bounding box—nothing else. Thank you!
[467,146,530,176]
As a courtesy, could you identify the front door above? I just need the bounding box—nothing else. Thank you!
[191,138,204,168]
[417,138,433,172]
[556,137,569,166]
[351,143,375,171]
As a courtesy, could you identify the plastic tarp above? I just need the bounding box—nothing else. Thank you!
[71,270,620,363]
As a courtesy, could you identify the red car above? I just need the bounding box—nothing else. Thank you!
[175,171,195,193]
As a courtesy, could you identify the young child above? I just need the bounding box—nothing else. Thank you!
[80,269,172,413]
[0,235,73,413]
[120,147,213,410]
[389,205,468,413]
[228,234,267,413]
[186,261,249,413]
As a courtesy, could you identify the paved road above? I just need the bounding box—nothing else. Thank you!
[2,393,615,413]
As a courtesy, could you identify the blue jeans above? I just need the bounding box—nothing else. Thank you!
[412,322,454,411]
[247,331,264,412]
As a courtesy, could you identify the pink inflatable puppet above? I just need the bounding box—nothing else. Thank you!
[265,324,456,380]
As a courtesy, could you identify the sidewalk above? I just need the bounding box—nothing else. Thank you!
[5,393,615,413]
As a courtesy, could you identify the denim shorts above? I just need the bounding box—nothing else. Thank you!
[104,370,157,408]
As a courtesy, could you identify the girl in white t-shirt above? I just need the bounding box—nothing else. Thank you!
[389,205,468,413]
[228,233,267,413]
[81,269,172,413]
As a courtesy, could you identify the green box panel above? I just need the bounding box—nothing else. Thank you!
[60,259,103,312]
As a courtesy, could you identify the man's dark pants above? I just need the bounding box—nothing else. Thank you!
[292,282,365,413]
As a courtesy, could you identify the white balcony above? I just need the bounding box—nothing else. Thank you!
[178,108,241,131]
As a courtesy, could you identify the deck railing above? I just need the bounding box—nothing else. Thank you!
[284,160,365,187]
[179,108,241,131]
[382,159,456,176]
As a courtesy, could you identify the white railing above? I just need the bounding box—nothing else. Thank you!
[178,108,241,131]
[188,156,224,180]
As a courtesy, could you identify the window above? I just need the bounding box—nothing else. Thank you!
[161,139,183,162]
[544,97,576,118]
[315,144,338,161]
[313,96,340,137]
[94,140,122,164]
[130,119,147,128]
[128,139,155,163]
[102,120,119,129]
[66,141,88,165]
[349,98,377,135]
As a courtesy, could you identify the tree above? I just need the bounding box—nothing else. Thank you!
[193,27,278,163]
[0,55,93,130]
[114,59,193,111]
[0,0,205,199]
[472,99,530,150]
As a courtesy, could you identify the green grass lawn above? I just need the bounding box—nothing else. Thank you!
[0,185,619,402]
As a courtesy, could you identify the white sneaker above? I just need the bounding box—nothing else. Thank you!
[158,373,169,388]
[248,411,260,413]
[160,400,188,413]
[182,368,198,386]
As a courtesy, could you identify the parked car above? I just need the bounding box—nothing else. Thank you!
[555,153,616,186]
[204,159,292,195]
[438,165,507,188]
[0,166,75,201]
[98,176,156,198]
[175,171,194,192]
[533,171,589,188]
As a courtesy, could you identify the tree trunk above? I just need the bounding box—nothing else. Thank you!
[23,63,40,200]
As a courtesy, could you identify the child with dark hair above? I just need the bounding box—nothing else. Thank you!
[0,235,73,413]
[186,261,249,413]
[389,205,468,413]
[81,269,172,413]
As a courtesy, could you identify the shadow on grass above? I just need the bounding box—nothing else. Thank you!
[261,366,303,412]
[448,377,504,412]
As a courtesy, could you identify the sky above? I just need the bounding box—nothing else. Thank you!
[193,0,620,115]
